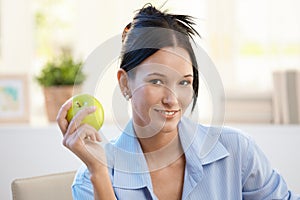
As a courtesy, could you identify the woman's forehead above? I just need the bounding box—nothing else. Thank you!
[136,63,193,78]
[135,47,193,76]
[145,47,191,63]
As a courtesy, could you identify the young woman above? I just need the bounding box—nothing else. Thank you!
[57,4,299,200]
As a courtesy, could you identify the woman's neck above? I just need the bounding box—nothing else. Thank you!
[135,127,184,171]
[141,132,179,151]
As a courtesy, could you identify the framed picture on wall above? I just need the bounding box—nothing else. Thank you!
[0,74,29,123]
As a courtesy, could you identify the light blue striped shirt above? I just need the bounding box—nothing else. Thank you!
[72,118,299,199]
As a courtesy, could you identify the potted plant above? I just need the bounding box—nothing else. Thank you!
[35,51,86,121]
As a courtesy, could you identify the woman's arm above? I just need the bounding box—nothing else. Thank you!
[90,166,116,200]
[57,99,116,200]
[242,136,299,199]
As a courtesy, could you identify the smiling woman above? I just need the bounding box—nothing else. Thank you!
[55,4,300,200]
[0,1,299,200]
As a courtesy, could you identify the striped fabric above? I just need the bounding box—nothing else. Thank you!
[72,118,299,200]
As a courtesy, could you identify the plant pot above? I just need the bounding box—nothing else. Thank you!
[43,85,81,122]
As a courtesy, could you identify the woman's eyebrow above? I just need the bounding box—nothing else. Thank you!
[184,74,193,78]
[146,72,166,77]
[147,72,193,78]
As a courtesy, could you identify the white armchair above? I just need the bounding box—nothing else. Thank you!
[11,171,76,200]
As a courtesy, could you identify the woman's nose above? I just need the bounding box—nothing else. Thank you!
[162,88,178,106]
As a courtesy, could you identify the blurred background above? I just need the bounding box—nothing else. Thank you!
[0,0,300,199]
[1,0,300,125]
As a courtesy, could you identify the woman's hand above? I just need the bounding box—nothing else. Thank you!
[57,99,116,199]
[56,99,106,172]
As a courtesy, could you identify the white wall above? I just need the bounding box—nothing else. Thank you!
[0,124,299,200]
[0,125,82,200]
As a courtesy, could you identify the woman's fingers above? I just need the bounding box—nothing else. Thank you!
[95,132,102,142]
[62,124,105,167]
[67,106,96,135]
[56,99,72,134]
[57,99,106,169]
[77,125,98,142]
[63,124,100,149]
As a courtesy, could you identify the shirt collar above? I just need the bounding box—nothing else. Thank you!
[178,118,229,165]
[108,120,152,189]
[109,118,229,190]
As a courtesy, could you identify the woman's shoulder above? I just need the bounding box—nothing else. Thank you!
[199,122,252,141]
[197,122,255,153]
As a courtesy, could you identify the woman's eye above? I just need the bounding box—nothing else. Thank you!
[179,80,191,86]
[149,79,163,85]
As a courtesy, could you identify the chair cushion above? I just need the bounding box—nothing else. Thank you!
[11,171,76,200]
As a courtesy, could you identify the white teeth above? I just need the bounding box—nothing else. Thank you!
[159,110,175,115]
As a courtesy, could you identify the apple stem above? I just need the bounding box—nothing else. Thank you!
[76,101,82,107]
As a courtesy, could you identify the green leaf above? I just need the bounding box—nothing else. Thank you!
[35,52,86,86]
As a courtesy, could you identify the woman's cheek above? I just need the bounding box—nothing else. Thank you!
[132,85,159,109]
[178,88,194,105]
[144,85,163,101]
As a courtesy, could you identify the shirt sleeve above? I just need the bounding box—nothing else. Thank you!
[72,165,94,200]
[242,137,300,200]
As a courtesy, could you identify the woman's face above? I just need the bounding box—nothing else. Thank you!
[128,47,194,137]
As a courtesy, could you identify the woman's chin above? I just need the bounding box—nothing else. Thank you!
[152,116,180,134]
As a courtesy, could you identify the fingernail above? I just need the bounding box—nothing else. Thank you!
[90,106,97,111]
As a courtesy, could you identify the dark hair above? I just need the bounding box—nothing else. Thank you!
[120,4,200,111]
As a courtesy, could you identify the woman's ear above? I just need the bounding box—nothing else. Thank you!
[117,69,131,99]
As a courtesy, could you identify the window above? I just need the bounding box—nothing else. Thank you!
[236,0,300,91]
[32,0,77,65]
[206,0,300,124]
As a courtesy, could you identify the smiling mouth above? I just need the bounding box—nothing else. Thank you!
[154,109,180,118]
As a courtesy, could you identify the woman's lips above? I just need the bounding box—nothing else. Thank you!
[154,109,180,119]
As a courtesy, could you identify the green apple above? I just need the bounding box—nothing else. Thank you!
[67,94,104,131]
